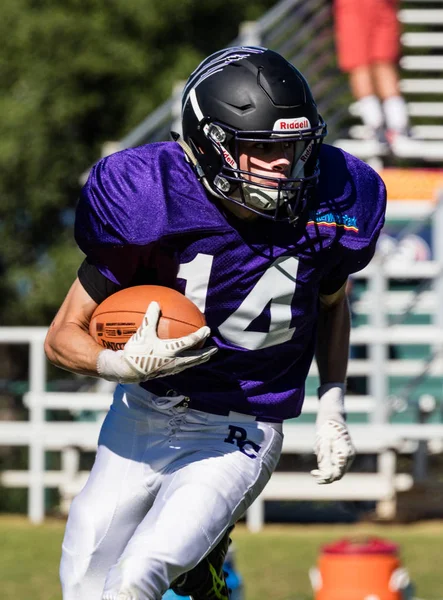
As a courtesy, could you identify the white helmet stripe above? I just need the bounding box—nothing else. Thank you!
[189,88,204,121]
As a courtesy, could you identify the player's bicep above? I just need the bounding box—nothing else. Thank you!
[49,278,99,334]
[319,279,348,309]
[49,260,123,337]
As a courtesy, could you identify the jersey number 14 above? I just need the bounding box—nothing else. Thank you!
[178,253,300,351]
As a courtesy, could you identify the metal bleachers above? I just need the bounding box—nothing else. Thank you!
[104,0,346,154]
[97,0,443,170]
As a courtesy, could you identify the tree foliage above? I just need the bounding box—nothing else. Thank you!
[0,0,275,325]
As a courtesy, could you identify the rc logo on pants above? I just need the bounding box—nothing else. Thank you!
[224,425,262,458]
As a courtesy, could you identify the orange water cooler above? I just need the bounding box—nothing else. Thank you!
[309,537,414,600]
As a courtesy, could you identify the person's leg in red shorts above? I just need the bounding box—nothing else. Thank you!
[333,0,409,147]
[371,0,409,142]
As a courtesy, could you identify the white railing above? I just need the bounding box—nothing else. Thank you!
[2,390,443,529]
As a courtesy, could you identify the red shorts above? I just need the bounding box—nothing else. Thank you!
[334,0,400,71]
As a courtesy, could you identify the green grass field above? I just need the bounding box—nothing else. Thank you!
[1,516,442,599]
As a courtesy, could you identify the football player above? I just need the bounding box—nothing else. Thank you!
[45,46,386,600]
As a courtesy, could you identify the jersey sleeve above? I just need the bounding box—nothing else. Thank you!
[74,149,164,286]
[75,149,163,246]
[319,273,348,296]
[74,143,226,287]
[321,156,387,287]
[78,259,122,303]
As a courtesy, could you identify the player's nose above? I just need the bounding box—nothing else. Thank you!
[269,144,293,173]
[270,155,291,175]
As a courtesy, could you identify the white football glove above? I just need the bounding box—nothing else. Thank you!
[310,383,355,485]
[97,301,217,383]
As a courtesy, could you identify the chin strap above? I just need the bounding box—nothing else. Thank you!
[171,131,224,200]
[242,183,279,211]
[171,131,204,179]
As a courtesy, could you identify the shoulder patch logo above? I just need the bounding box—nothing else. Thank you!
[307,210,359,232]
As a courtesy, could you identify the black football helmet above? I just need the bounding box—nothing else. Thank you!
[181,46,327,225]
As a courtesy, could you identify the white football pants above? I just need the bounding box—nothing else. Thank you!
[60,384,283,600]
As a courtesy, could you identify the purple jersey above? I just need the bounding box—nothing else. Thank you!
[75,141,386,421]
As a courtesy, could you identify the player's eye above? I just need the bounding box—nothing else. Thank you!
[253,141,293,153]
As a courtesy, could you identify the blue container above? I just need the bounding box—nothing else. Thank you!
[224,549,244,600]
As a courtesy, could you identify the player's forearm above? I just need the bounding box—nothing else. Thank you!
[315,293,351,385]
[45,320,103,377]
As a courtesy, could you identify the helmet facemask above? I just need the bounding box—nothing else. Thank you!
[202,120,326,225]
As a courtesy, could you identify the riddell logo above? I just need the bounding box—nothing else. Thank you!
[222,148,237,168]
[300,143,313,163]
[273,117,311,131]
